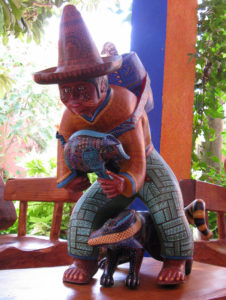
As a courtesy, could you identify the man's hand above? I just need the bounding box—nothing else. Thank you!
[98,171,125,198]
[64,176,91,200]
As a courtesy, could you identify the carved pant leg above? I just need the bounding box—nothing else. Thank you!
[67,181,133,259]
[138,149,193,259]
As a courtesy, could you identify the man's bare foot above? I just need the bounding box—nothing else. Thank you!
[157,259,186,285]
[63,258,98,284]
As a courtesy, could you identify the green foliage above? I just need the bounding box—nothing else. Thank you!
[73,0,101,11]
[88,172,98,184]
[0,0,103,43]
[1,156,57,236]
[191,0,226,237]
[25,157,56,177]
[0,0,103,94]
[0,0,104,238]
[208,211,218,238]
[108,0,132,23]
[0,69,14,96]
[192,153,226,186]
[2,151,98,238]
[4,201,55,236]
[0,42,61,180]
[0,0,65,44]
[191,0,225,186]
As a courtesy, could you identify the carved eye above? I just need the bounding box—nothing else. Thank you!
[77,86,86,91]
[63,87,72,94]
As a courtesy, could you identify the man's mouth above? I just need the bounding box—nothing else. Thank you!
[71,104,80,108]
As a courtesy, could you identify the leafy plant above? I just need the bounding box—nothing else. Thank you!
[0,0,105,238]
[0,69,14,96]
[0,0,104,44]
[108,0,132,23]
[4,200,55,236]
[0,0,104,96]
[191,0,225,188]
[0,41,62,180]
[208,211,218,238]
[2,156,56,236]
[2,151,98,238]
[25,157,56,177]
[0,0,65,44]
[190,0,225,237]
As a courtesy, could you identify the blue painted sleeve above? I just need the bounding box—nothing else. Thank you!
[57,171,77,188]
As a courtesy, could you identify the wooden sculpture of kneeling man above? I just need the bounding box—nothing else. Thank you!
[33,5,194,286]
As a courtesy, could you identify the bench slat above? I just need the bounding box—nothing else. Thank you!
[18,201,27,237]
[4,177,82,203]
[50,202,64,241]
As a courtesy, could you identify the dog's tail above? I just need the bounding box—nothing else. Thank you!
[185,199,213,239]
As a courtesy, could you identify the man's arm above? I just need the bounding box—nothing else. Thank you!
[98,117,147,198]
[64,176,91,200]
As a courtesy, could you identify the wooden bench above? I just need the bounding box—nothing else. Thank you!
[180,179,226,267]
[1,177,225,270]
[0,177,82,269]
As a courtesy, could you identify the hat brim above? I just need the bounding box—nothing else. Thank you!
[33,55,122,85]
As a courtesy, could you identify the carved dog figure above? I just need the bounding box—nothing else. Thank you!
[88,199,212,289]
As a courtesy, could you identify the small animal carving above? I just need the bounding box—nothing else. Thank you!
[89,209,144,289]
[88,199,212,289]
[57,129,130,179]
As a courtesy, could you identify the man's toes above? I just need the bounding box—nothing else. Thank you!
[158,274,163,282]
[164,271,172,282]
[64,269,71,279]
[73,270,81,280]
[169,272,177,282]
[173,271,184,283]
[179,272,185,282]
[175,272,180,281]
[158,274,162,281]
[158,270,185,285]
[78,272,85,281]
[158,270,166,281]
[64,267,77,280]
[69,269,77,279]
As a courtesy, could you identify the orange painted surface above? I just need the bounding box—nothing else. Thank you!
[160,0,197,181]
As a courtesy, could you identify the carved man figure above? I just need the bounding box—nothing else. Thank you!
[33,5,193,286]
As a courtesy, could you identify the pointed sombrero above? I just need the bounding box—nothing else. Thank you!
[33,5,122,84]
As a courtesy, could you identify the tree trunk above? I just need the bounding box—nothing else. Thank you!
[199,117,223,172]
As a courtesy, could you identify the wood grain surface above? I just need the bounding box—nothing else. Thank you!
[0,258,225,300]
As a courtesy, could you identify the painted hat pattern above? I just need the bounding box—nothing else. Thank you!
[33,5,122,84]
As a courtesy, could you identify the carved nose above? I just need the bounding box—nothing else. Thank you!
[74,91,85,101]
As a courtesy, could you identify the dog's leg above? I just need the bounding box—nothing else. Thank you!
[126,240,145,289]
[100,248,119,287]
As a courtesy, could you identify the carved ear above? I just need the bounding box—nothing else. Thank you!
[100,76,108,93]
[100,79,105,93]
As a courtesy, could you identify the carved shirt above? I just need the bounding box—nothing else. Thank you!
[57,84,153,198]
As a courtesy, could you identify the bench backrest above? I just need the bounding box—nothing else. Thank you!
[4,177,82,241]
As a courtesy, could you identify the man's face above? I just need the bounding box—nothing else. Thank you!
[59,81,101,116]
